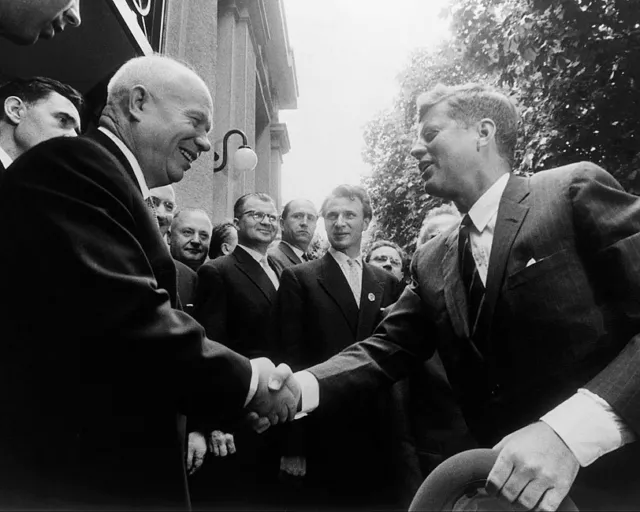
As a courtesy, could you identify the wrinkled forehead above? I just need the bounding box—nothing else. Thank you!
[151,186,175,203]
[288,200,317,216]
[371,246,400,259]
[325,195,363,214]
[177,212,212,231]
[244,197,277,213]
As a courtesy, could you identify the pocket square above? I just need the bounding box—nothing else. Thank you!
[526,258,537,268]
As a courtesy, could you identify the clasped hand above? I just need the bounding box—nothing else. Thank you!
[246,357,301,433]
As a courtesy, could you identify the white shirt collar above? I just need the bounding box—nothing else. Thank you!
[0,146,13,169]
[98,127,150,199]
[328,246,362,267]
[281,240,305,260]
[467,173,510,232]
[237,244,268,263]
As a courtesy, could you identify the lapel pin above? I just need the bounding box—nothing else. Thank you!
[368,292,376,302]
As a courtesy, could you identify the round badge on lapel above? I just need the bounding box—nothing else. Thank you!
[368,292,375,302]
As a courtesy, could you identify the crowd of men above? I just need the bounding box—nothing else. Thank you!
[2,1,640,511]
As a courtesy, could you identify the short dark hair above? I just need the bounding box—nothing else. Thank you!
[233,192,276,219]
[320,184,373,220]
[0,76,84,120]
[417,83,519,165]
[364,240,405,263]
[209,222,237,259]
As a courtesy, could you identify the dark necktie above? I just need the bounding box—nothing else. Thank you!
[458,215,485,336]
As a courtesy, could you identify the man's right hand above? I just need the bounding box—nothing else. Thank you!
[246,358,301,433]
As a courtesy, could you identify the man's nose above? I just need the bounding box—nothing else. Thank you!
[410,141,426,161]
[197,135,212,153]
[63,2,82,27]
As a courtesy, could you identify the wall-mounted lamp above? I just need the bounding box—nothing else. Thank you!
[213,129,258,173]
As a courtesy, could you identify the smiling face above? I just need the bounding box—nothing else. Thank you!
[169,210,212,270]
[410,101,480,203]
[235,197,279,252]
[8,91,81,157]
[324,196,370,258]
[0,0,81,44]
[133,70,213,188]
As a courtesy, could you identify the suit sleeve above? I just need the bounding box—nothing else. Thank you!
[568,164,640,434]
[194,263,229,343]
[0,138,252,420]
[308,258,438,415]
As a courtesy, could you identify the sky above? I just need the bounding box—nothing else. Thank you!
[279,0,452,210]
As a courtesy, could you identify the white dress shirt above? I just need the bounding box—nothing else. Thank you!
[0,146,13,169]
[99,127,261,406]
[237,244,280,290]
[295,172,634,466]
[328,247,363,306]
[281,240,306,261]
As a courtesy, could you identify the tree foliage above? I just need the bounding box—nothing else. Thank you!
[363,0,640,253]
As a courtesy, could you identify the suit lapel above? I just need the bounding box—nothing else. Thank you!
[280,242,302,265]
[482,175,530,346]
[233,246,277,303]
[356,263,385,340]
[443,228,470,340]
[89,130,142,194]
[317,253,359,336]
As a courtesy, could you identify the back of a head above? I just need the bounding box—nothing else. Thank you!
[417,203,461,246]
[209,222,237,259]
[320,184,373,220]
[0,76,84,121]
[417,83,519,166]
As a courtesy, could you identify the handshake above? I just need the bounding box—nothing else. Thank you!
[246,358,302,433]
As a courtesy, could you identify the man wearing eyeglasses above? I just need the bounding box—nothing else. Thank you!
[193,192,282,509]
[148,184,177,240]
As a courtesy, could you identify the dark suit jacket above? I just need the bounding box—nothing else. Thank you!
[175,259,198,315]
[268,240,303,275]
[194,246,278,358]
[0,132,252,509]
[308,163,640,509]
[275,253,400,499]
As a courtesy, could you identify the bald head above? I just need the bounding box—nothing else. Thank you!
[100,55,214,189]
[169,209,213,271]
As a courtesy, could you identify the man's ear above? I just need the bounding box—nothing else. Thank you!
[128,85,151,121]
[233,217,241,230]
[477,118,496,149]
[4,96,25,125]
[363,217,371,232]
[221,242,231,255]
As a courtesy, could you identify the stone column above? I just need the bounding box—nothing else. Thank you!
[163,0,219,218]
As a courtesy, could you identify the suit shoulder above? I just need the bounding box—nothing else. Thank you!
[174,259,196,278]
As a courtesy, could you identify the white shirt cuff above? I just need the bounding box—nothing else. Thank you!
[244,359,261,407]
[293,370,319,419]
[541,388,636,467]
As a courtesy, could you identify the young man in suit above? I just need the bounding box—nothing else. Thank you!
[0,55,298,509]
[0,76,82,179]
[274,185,402,508]
[269,198,318,272]
[0,0,81,44]
[269,83,640,511]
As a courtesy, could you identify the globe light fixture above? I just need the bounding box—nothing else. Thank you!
[213,129,258,173]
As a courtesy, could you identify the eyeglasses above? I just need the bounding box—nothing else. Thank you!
[149,196,176,213]
[241,210,279,224]
[371,254,402,267]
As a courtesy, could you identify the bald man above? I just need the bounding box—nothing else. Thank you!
[0,55,298,509]
[149,184,177,239]
[169,208,213,272]
[269,198,318,273]
[0,0,81,44]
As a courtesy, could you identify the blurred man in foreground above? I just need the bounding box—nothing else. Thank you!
[0,0,81,44]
